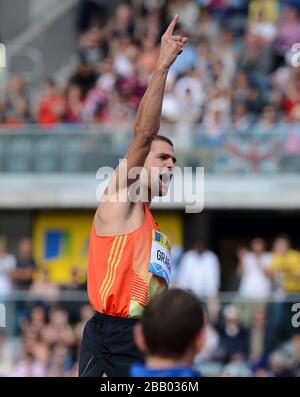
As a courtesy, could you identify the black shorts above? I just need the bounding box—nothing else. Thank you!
[78,312,144,377]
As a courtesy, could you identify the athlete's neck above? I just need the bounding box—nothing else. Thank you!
[145,355,193,369]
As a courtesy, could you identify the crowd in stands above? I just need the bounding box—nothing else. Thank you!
[0,231,299,376]
[1,0,300,141]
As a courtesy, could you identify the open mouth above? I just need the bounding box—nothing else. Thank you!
[159,172,173,183]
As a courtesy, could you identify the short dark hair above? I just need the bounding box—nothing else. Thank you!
[275,233,290,243]
[141,289,205,359]
[153,135,174,147]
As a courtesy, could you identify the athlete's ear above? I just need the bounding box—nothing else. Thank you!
[134,322,147,353]
[195,326,206,353]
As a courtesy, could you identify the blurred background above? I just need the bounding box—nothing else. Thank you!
[0,0,300,377]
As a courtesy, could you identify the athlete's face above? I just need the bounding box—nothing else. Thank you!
[141,140,176,197]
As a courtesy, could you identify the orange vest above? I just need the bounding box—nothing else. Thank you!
[87,204,169,318]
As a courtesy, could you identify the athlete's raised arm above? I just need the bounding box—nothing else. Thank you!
[96,15,187,227]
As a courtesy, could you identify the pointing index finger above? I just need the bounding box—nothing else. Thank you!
[165,14,178,38]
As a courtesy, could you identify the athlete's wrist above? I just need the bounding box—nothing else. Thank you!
[155,60,170,73]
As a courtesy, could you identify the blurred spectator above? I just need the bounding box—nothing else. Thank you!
[248,0,279,25]
[231,103,253,133]
[217,304,249,363]
[221,361,252,377]
[136,34,160,75]
[47,344,74,377]
[29,268,60,302]
[0,0,299,134]
[64,82,84,123]
[169,24,197,76]
[248,0,279,43]
[254,105,279,133]
[248,307,275,367]
[161,72,178,123]
[280,333,300,371]
[12,349,48,377]
[0,236,16,296]
[202,85,230,139]
[268,350,295,377]
[131,289,205,377]
[41,307,76,349]
[237,237,272,300]
[176,240,220,299]
[81,84,110,123]
[96,56,115,92]
[11,238,36,290]
[79,25,109,71]
[107,3,135,37]
[195,323,220,363]
[74,304,94,349]
[62,267,86,291]
[69,61,98,99]
[77,0,108,32]
[168,0,199,33]
[174,68,204,122]
[21,304,48,341]
[0,75,31,125]
[267,234,300,294]
[37,79,66,125]
[194,6,220,43]
[0,331,12,376]
[275,5,300,57]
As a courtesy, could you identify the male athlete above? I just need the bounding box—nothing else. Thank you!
[79,15,188,377]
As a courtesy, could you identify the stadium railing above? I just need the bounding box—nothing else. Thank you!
[0,122,300,174]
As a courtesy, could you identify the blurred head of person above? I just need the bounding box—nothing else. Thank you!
[250,237,266,255]
[84,25,103,49]
[250,307,267,329]
[134,289,205,367]
[32,342,50,365]
[232,103,249,122]
[273,234,291,255]
[8,74,25,94]
[38,267,51,283]
[0,235,8,256]
[70,266,80,282]
[236,245,247,261]
[254,367,271,377]
[269,351,290,376]
[66,82,82,102]
[223,304,241,329]
[44,78,59,97]
[23,330,38,354]
[115,3,132,26]
[30,304,48,327]
[74,60,96,79]
[18,237,33,260]
[51,343,70,367]
[49,307,69,328]
[291,334,300,357]
[281,5,299,23]
[192,240,206,255]
[260,105,278,125]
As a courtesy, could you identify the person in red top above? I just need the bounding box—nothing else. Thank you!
[79,15,188,377]
[37,79,66,125]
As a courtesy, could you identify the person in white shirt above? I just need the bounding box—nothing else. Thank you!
[0,236,16,297]
[176,240,220,298]
[237,237,272,300]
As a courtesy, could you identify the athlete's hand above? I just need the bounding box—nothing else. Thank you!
[157,15,188,70]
